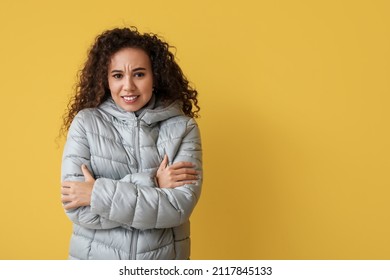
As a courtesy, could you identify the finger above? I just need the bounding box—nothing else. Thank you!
[61,195,72,203]
[63,202,76,210]
[81,164,94,182]
[175,174,198,181]
[158,155,169,170]
[172,168,199,175]
[61,187,70,195]
[169,161,196,170]
[62,181,73,188]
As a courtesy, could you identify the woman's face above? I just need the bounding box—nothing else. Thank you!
[108,47,153,112]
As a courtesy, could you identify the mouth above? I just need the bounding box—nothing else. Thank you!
[121,95,139,104]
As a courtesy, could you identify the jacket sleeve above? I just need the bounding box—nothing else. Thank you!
[61,112,123,230]
[90,118,203,230]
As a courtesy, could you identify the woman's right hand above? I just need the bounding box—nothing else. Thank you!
[156,155,199,188]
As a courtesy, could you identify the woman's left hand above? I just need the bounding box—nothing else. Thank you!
[61,165,95,210]
[156,155,199,188]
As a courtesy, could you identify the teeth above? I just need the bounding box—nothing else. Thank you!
[123,96,137,101]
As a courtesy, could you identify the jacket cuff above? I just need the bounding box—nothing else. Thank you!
[90,178,115,217]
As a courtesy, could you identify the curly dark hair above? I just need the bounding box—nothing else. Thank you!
[61,26,199,134]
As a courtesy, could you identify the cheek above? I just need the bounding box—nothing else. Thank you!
[108,80,118,93]
[145,77,154,91]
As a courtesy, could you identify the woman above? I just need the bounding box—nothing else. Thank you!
[60,27,202,260]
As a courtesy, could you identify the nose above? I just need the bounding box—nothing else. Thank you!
[124,75,135,92]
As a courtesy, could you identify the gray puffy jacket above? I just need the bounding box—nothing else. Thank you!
[61,96,202,259]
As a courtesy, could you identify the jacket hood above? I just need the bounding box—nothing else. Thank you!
[98,95,184,125]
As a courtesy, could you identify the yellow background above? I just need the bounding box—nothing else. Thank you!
[0,0,389,259]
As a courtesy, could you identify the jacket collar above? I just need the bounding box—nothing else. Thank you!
[98,95,184,125]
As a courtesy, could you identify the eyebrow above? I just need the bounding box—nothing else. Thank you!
[110,67,147,73]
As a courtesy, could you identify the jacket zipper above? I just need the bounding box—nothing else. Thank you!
[134,119,141,172]
[130,118,141,259]
[130,229,139,260]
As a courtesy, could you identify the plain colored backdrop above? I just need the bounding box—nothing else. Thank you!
[0,0,389,259]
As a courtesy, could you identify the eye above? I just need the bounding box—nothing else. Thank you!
[112,73,123,79]
[134,72,145,78]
